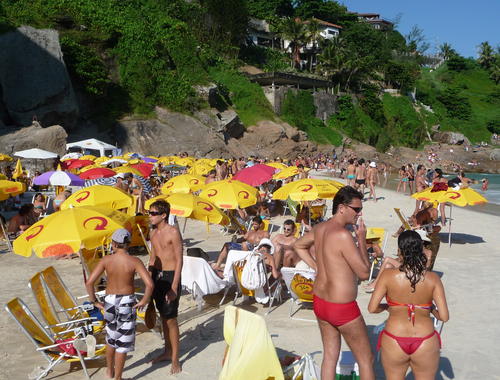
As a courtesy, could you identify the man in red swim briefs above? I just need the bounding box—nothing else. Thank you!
[294,186,374,380]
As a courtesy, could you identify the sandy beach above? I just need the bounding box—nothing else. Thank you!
[1,172,499,380]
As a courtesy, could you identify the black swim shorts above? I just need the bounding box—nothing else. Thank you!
[151,269,181,319]
[355,179,366,185]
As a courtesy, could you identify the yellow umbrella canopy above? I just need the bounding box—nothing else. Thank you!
[0,154,13,162]
[199,179,258,209]
[412,186,488,207]
[172,156,195,167]
[188,161,215,176]
[113,166,143,176]
[0,180,26,201]
[145,193,229,225]
[79,154,97,161]
[161,174,205,195]
[13,207,133,257]
[266,162,288,170]
[273,179,343,202]
[273,166,299,180]
[94,156,112,165]
[12,158,24,180]
[61,185,133,210]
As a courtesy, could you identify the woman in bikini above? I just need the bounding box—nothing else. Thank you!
[396,166,407,193]
[368,230,449,380]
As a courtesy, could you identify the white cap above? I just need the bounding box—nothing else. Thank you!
[415,229,431,242]
[115,173,125,179]
[255,238,275,255]
[111,228,131,244]
[369,162,377,168]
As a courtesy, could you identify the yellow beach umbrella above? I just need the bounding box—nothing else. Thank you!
[0,180,26,201]
[127,158,144,165]
[266,162,288,170]
[412,186,487,207]
[145,193,229,225]
[189,161,215,176]
[94,156,111,165]
[13,207,133,257]
[161,174,205,195]
[0,154,13,162]
[273,166,299,180]
[158,156,175,164]
[113,166,143,176]
[173,157,195,167]
[199,179,258,209]
[0,174,6,180]
[61,185,133,210]
[79,164,103,172]
[79,155,97,161]
[12,159,24,180]
[273,179,343,202]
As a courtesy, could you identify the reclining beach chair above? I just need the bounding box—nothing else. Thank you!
[283,197,299,217]
[5,297,105,380]
[219,305,284,380]
[29,272,100,338]
[222,210,247,236]
[181,256,231,307]
[0,215,15,254]
[232,255,282,315]
[394,208,412,230]
[366,227,389,283]
[281,267,316,321]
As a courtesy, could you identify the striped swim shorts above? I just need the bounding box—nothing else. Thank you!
[104,294,137,353]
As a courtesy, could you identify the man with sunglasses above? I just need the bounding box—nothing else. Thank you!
[147,200,183,374]
[294,186,374,380]
[272,219,299,268]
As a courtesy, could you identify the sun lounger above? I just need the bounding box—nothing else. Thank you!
[222,211,247,236]
[219,305,284,380]
[366,227,388,283]
[5,297,105,380]
[281,267,316,321]
[394,208,412,230]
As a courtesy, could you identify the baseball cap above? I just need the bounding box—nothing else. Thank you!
[115,173,125,179]
[415,229,431,242]
[369,162,377,168]
[256,238,275,255]
[111,228,131,244]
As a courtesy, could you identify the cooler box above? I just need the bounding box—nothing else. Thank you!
[335,351,360,380]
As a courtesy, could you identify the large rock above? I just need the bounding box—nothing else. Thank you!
[0,123,68,156]
[490,149,500,161]
[0,26,78,129]
[432,131,470,145]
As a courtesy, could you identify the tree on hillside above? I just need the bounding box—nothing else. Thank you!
[305,18,323,71]
[294,0,355,24]
[477,41,495,69]
[245,0,293,19]
[405,25,430,54]
[276,17,307,69]
[439,43,456,60]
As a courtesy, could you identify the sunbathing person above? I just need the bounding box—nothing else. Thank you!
[255,238,280,279]
[272,220,299,268]
[7,204,34,236]
[212,216,270,271]
[33,193,46,219]
[53,189,71,212]
[368,230,448,380]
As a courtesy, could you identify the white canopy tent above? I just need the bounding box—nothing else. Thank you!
[66,138,120,157]
[14,148,58,159]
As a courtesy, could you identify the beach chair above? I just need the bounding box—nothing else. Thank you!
[220,305,284,380]
[310,204,326,224]
[278,222,305,238]
[394,208,411,230]
[232,256,282,315]
[5,298,105,380]
[222,211,247,236]
[0,215,15,253]
[245,218,274,234]
[366,227,389,283]
[283,197,299,217]
[181,256,231,307]
[281,267,316,322]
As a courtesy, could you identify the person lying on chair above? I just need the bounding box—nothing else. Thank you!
[272,220,299,268]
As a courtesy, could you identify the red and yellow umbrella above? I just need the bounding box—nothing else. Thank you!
[412,186,487,207]
[0,180,26,201]
[161,174,205,195]
[199,179,258,209]
[61,185,133,210]
[273,179,343,202]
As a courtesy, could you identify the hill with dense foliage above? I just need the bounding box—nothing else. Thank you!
[0,0,498,151]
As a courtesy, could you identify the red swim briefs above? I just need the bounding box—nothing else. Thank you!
[313,295,361,327]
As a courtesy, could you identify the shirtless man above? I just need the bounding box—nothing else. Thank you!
[413,165,427,213]
[147,200,183,373]
[85,229,153,380]
[114,173,129,192]
[294,186,374,380]
[271,220,298,268]
[346,159,356,186]
[354,159,367,196]
[7,204,33,236]
[213,216,270,270]
[366,162,379,202]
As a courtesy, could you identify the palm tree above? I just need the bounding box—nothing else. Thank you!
[439,43,455,60]
[490,61,500,84]
[305,18,323,71]
[276,17,307,69]
[478,41,494,69]
[317,37,356,92]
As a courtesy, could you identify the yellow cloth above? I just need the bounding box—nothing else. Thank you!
[12,159,23,179]
[220,306,283,380]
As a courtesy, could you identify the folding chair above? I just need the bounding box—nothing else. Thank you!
[232,256,281,315]
[281,267,316,321]
[0,215,15,253]
[394,208,411,230]
[283,197,299,217]
[310,204,326,224]
[367,227,389,283]
[181,256,231,307]
[5,298,105,380]
[220,306,283,380]
[222,211,247,236]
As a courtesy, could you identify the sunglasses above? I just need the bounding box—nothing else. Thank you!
[346,205,363,214]
[283,228,293,232]
[148,211,162,216]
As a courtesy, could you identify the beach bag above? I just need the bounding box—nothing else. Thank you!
[187,247,209,261]
[283,353,320,380]
[241,253,266,290]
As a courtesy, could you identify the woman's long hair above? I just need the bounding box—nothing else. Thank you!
[398,230,427,292]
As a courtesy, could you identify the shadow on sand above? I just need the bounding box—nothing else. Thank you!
[439,232,485,244]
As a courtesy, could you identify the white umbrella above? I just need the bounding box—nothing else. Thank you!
[100,158,128,166]
[14,148,58,159]
[61,152,82,161]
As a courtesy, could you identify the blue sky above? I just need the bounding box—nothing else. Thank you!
[341,0,499,58]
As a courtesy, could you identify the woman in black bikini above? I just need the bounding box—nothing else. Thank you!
[368,230,449,380]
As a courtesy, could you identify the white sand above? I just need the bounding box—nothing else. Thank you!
[1,174,499,379]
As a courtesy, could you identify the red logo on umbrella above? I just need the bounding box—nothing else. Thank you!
[83,217,108,230]
[197,201,213,211]
[6,186,19,193]
[75,191,90,203]
[190,179,199,185]
[25,225,44,241]
[445,191,461,199]
[207,189,218,197]
[166,182,174,188]
[238,191,249,199]
[299,184,313,192]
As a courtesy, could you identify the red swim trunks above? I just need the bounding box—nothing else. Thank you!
[313,295,361,327]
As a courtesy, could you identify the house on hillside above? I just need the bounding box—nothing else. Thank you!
[309,18,342,41]
[247,17,276,48]
[355,13,393,30]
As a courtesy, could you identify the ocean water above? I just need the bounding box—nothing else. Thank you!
[464,173,500,205]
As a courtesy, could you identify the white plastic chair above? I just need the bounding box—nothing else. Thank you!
[281,267,316,321]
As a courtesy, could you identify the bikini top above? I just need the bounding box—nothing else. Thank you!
[386,296,432,325]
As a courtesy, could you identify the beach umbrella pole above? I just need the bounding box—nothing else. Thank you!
[182,217,187,234]
[448,205,453,247]
[137,224,152,255]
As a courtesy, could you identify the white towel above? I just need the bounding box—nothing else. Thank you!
[181,256,227,296]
